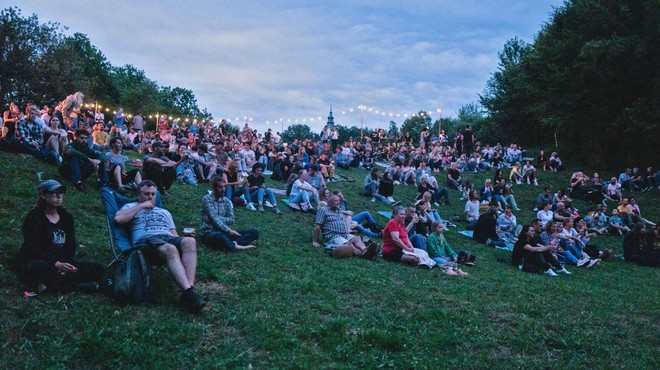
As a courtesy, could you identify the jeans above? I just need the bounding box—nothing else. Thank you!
[204,229,260,251]
[245,187,277,205]
[290,191,310,204]
[59,157,109,184]
[431,256,452,265]
[409,234,426,251]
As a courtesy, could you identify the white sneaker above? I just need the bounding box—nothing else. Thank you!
[534,180,539,186]
[264,201,274,208]
[587,258,601,268]
[246,203,257,211]
[576,258,589,267]
[516,179,522,185]
[393,180,400,185]
[386,196,395,202]
[527,179,530,184]
[544,268,558,276]
[371,197,376,202]
[557,268,572,275]
[433,202,440,207]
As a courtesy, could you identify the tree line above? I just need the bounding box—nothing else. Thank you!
[479,0,659,169]
[0,7,210,121]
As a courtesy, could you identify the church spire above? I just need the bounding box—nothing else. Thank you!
[327,105,335,127]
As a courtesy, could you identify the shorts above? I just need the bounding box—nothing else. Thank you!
[324,235,352,251]
[134,234,185,264]
[382,250,404,262]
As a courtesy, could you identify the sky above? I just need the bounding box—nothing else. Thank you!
[14,0,564,133]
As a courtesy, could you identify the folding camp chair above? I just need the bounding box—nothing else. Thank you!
[100,186,163,267]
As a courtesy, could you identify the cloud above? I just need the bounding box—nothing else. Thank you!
[13,0,563,132]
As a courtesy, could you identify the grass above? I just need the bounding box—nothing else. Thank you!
[0,150,658,369]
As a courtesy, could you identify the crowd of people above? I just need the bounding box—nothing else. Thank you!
[4,95,659,312]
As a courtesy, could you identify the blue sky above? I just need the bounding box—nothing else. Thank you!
[15,0,564,132]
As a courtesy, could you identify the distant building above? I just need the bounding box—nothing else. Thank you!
[326,106,335,128]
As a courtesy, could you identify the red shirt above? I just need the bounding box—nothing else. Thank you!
[382,219,409,254]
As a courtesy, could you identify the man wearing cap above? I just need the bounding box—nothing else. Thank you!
[59,129,109,193]
[14,180,104,294]
[114,180,206,313]
[142,141,184,196]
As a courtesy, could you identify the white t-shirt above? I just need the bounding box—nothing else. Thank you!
[464,200,480,221]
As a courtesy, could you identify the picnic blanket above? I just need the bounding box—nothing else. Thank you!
[402,248,436,268]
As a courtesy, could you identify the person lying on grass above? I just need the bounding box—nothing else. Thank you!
[426,221,468,276]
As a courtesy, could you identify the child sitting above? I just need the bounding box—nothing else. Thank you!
[426,221,468,276]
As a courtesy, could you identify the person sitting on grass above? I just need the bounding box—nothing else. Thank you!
[426,221,468,276]
[142,141,185,197]
[493,178,521,211]
[312,194,379,259]
[191,143,218,184]
[559,219,599,267]
[115,180,206,313]
[497,205,522,243]
[509,162,523,184]
[363,168,397,205]
[59,129,110,193]
[289,170,319,213]
[608,208,630,236]
[473,205,508,248]
[199,176,258,252]
[14,180,105,295]
[623,223,647,264]
[465,190,480,230]
[605,177,622,203]
[381,206,421,265]
[522,160,539,185]
[242,163,282,214]
[105,137,142,193]
[417,174,450,206]
[512,225,570,276]
[446,161,465,191]
[332,190,383,239]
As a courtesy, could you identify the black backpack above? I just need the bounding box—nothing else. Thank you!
[457,250,476,266]
[113,249,152,305]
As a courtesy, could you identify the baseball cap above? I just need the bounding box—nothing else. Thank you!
[38,180,67,194]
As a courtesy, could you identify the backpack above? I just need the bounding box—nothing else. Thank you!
[457,250,476,266]
[113,249,152,305]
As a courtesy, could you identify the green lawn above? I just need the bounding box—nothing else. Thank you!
[1,151,658,369]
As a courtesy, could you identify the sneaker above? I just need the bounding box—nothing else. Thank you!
[180,288,207,314]
[55,154,63,166]
[306,208,317,215]
[544,268,558,276]
[534,180,539,186]
[258,204,265,212]
[433,202,440,207]
[125,182,138,190]
[576,258,590,267]
[371,197,376,202]
[393,180,400,185]
[557,268,572,275]
[587,258,601,268]
[273,207,282,215]
[526,179,530,184]
[392,201,401,206]
[246,203,257,211]
[74,182,87,193]
[386,196,395,202]
[361,242,379,260]
[264,201,274,208]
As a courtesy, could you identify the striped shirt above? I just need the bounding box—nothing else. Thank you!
[315,206,349,242]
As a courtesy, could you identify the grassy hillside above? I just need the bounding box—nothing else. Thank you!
[0,150,658,369]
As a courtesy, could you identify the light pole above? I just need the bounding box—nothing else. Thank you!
[358,104,365,138]
[437,108,442,137]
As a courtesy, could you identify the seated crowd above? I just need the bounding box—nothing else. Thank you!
[4,96,659,310]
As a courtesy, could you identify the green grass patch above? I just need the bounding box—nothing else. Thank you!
[0,151,658,368]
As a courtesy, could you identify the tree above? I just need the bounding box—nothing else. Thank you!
[400,111,432,143]
[38,32,117,105]
[388,121,398,136]
[282,124,319,142]
[110,64,160,114]
[157,86,202,119]
[0,7,63,106]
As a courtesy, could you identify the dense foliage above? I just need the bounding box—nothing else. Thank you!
[480,0,659,168]
[0,7,209,119]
